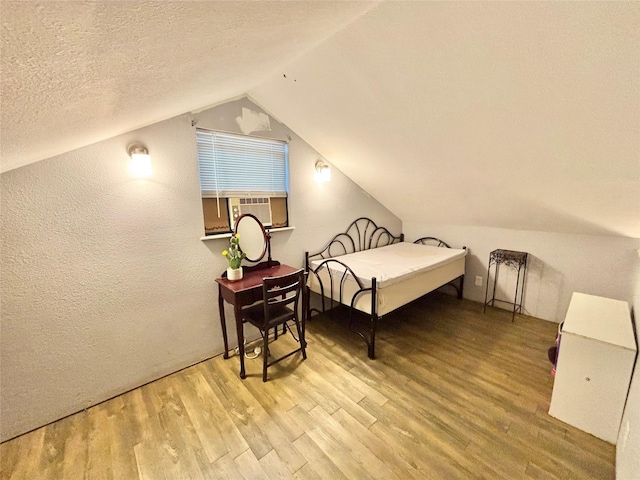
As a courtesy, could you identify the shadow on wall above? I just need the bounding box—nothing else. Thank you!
[525,255,564,320]
[463,249,483,296]
[475,254,564,321]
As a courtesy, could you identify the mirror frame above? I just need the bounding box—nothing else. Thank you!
[233,213,270,263]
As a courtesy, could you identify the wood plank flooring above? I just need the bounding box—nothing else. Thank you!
[1,293,616,479]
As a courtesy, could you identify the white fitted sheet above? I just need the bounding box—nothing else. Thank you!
[308,242,466,316]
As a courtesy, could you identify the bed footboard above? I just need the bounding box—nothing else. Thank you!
[306,258,379,358]
[305,218,402,359]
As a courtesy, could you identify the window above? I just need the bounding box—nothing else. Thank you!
[196,128,289,235]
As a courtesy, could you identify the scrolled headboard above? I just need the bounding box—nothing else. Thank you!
[413,237,451,248]
[307,217,404,261]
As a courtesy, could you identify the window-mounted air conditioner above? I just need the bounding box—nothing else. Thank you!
[228,197,272,227]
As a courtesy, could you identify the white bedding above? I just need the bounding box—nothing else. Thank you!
[308,242,466,316]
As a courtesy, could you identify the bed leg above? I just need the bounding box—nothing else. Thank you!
[458,275,464,300]
[369,278,377,359]
[369,313,377,359]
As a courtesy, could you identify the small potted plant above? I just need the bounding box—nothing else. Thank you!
[223,234,247,281]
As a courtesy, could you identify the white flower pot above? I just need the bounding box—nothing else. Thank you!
[227,267,243,281]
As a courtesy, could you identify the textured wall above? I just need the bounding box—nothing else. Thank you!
[404,222,640,323]
[0,97,399,441]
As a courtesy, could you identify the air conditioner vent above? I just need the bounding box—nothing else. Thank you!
[229,197,272,227]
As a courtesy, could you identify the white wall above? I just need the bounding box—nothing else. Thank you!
[0,97,399,442]
[617,254,640,480]
[251,1,640,240]
[404,222,639,323]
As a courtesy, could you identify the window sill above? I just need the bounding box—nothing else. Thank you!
[200,226,295,241]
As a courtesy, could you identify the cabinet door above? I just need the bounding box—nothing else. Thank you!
[549,333,635,444]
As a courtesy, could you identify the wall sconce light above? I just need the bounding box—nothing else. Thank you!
[127,144,152,178]
[314,160,331,183]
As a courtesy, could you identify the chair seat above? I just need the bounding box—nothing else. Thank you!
[242,304,295,329]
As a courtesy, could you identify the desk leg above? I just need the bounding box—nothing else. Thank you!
[218,284,229,360]
[234,303,246,379]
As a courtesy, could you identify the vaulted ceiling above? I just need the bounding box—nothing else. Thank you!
[2,1,639,237]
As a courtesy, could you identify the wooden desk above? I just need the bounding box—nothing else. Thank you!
[216,263,301,379]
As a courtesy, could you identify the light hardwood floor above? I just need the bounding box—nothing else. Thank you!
[1,293,615,479]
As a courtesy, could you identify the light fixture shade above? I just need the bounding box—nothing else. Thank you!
[127,144,152,178]
[314,160,331,183]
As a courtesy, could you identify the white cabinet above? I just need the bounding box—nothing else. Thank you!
[549,292,637,444]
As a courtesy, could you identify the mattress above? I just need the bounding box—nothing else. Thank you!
[308,242,466,316]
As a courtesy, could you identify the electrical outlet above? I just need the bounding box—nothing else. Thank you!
[475,276,483,287]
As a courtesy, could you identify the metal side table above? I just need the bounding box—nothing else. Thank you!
[483,249,528,322]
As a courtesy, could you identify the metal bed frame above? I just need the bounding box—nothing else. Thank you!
[413,236,465,300]
[304,217,465,359]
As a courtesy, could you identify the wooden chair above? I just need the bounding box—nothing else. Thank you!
[241,269,307,382]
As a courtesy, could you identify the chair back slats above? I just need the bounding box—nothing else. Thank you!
[261,270,304,328]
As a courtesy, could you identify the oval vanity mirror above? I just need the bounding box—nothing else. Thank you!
[234,214,269,263]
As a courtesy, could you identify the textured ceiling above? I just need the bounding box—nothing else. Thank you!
[2,1,639,237]
[0,0,375,172]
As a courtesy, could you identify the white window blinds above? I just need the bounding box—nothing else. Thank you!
[196,128,288,198]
